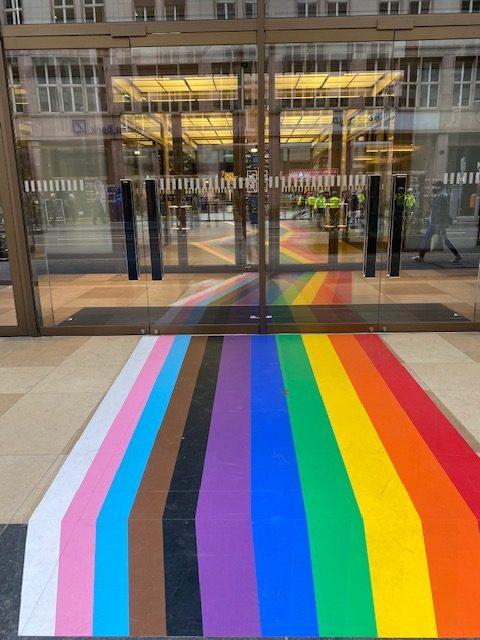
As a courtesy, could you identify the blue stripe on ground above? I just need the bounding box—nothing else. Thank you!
[92,336,190,637]
[250,335,319,636]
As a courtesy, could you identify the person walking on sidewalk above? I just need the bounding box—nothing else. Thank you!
[412,181,462,263]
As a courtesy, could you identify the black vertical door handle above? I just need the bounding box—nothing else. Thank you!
[363,174,381,278]
[121,179,139,280]
[145,178,164,281]
[388,174,407,277]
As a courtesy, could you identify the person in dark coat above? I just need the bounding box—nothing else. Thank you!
[412,181,462,263]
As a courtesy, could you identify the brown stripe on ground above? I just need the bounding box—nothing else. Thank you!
[212,279,258,306]
[128,336,208,637]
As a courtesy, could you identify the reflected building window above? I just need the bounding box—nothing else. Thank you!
[84,61,107,110]
[35,58,60,111]
[4,0,22,24]
[34,56,106,113]
[7,57,26,112]
[379,1,399,13]
[59,58,84,111]
[52,0,75,22]
[461,0,480,10]
[453,57,475,106]
[418,59,440,107]
[396,58,419,107]
[327,1,348,15]
[409,0,430,13]
[245,1,256,17]
[216,1,236,19]
[165,1,185,19]
[297,1,317,16]
[84,0,104,22]
[134,0,155,20]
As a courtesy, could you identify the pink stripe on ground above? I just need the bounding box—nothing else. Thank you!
[174,274,248,307]
[55,337,174,636]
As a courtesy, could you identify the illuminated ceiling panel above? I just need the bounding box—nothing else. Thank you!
[275,70,399,98]
[112,75,239,104]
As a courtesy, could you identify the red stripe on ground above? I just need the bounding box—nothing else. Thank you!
[357,334,480,526]
[334,335,480,636]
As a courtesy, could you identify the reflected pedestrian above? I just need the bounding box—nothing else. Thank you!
[413,181,462,263]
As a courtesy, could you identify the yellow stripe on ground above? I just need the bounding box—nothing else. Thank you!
[292,272,327,305]
[279,246,316,264]
[302,335,438,638]
[190,242,235,264]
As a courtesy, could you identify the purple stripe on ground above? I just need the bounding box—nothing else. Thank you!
[234,288,260,306]
[195,336,260,636]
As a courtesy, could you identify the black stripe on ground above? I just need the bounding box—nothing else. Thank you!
[162,336,224,636]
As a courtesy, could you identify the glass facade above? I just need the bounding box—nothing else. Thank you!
[1,1,480,333]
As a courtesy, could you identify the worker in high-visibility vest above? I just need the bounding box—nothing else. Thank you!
[314,192,327,226]
[328,191,342,226]
[357,190,366,209]
[297,193,305,211]
[405,189,416,217]
[395,187,406,209]
[306,193,316,218]
[402,188,417,248]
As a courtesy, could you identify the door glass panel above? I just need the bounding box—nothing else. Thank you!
[7,48,150,329]
[266,41,395,330]
[378,38,480,328]
[121,44,259,330]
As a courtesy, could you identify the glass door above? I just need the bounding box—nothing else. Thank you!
[377,37,480,330]
[7,47,152,332]
[118,43,260,333]
[265,41,397,331]
[7,42,260,333]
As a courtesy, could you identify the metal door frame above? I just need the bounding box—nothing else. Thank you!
[1,5,479,334]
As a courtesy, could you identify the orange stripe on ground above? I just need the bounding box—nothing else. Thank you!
[311,272,341,305]
[331,335,480,637]
[331,271,352,304]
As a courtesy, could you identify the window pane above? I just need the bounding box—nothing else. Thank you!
[62,87,73,111]
[38,86,50,111]
[49,86,59,111]
[86,86,96,111]
[420,84,428,106]
[73,86,84,110]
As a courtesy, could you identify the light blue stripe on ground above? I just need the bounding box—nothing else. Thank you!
[250,335,318,635]
[92,335,190,637]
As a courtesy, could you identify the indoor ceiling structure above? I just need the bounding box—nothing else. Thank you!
[274,70,402,98]
[120,110,336,148]
[112,74,242,104]
[112,70,402,108]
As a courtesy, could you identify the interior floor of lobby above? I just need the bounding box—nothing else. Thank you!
[1,331,480,639]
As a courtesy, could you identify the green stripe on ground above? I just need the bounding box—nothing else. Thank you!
[274,272,313,305]
[276,334,377,637]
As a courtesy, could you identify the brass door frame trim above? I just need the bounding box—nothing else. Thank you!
[0,40,37,335]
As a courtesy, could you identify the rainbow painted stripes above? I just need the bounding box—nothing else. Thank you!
[19,335,480,637]
[169,270,352,310]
